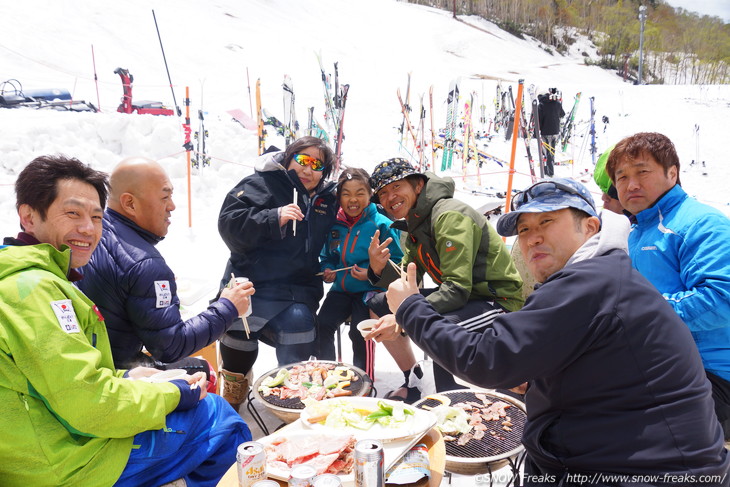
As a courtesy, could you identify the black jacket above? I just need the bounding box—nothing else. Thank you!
[397,234,728,479]
[78,209,239,368]
[218,152,337,316]
[538,94,565,136]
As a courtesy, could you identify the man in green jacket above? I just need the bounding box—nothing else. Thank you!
[0,155,251,487]
[365,158,524,400]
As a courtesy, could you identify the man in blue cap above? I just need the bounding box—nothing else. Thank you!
[384,177,729,482]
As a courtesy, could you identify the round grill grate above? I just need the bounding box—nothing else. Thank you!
[254,361,372,410]
[415,390,525,464]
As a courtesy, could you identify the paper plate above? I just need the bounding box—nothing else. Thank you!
[299,396,436,443]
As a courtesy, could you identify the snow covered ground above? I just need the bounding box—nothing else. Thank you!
[2,0,729,484]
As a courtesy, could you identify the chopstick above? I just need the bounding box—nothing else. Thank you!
[230,272,251,338]
[390,259,406,280]
[292,188,298,236]
[316,266,354,276]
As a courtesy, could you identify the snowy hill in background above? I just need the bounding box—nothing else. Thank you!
[2,0,729,282]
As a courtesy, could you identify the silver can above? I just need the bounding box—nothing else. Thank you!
[288,464,318,486]
[236,441,266,487]
[312,473,343,487]
[251,481,280,487]
[228,276,253,317]
[354,439,384,487]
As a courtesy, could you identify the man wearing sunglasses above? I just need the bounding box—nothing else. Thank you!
[607,132,730,440]
[217,136,337,409]
[385,178,729,482]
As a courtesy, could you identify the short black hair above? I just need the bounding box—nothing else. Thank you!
[16,155,109,223]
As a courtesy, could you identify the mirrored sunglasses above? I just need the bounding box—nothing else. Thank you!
[293,154,325,172]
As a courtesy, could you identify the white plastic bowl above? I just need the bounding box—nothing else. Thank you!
[356,319,378,338]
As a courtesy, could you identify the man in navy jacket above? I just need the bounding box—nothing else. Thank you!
[79,157,254,383]
[386,178,729,483]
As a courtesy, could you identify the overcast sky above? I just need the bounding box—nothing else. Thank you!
[664,0,730,22]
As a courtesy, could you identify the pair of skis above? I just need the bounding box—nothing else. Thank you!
[315,52,349,174]
[440,78,461,171]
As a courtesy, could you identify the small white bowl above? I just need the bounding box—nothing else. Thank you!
[356,319,378,338]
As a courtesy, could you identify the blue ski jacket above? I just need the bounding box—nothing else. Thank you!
[78,209,239,369]
[320,203,403,294]
[629,184,730,381]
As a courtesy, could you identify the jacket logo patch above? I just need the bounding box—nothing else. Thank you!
[641,246,658,251]
[445,240,457,252]
[155,280,172,308]
[51,299,80,334]
[314,197,326,207]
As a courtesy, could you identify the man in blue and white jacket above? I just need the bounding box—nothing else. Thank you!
[607,132,730,438]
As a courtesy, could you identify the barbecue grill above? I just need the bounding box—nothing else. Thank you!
[252,360,373,424]
[414,389,526,476]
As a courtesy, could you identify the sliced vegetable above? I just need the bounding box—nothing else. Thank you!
[262,368,289,387]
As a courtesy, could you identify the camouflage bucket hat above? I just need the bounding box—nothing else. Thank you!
[497,178,598,237]
[369,157,426,203]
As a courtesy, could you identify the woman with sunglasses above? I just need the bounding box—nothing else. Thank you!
[216,136,337,409]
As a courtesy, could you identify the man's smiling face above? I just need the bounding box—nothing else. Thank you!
[375,177,424,220]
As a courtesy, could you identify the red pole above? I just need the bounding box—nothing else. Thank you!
[184,86,193,228]
[503,79,525,240]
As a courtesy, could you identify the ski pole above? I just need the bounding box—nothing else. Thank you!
[246,67,253,118]
[91,45,101,112]
[152,10,181,117]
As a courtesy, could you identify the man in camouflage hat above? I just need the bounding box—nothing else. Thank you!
[364,158,524,401]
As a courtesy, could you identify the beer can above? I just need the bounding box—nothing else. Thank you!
[251,481,280,487]
[312,473,343,486]
[354,439,384,487]
[288,464,318,486]
[236,441,266,487]
[228,276,253,317]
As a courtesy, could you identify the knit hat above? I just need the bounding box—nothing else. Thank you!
[497,178,598,237]
[593,144,616,196]
[369,158,427,203]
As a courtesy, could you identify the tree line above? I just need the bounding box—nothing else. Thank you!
[404,0,729,84]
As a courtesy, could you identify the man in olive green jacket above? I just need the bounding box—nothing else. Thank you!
[0,155,250,486]
[365,158,524,399]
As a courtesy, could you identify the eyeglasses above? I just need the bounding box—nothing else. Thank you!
[512,180,596,212]
[293,154,325,172]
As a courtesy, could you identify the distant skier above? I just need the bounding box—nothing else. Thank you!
[537,88,565,177]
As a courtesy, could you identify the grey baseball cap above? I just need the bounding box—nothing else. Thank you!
[496,178,598,237]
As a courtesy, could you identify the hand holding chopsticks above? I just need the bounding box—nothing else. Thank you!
[224,273,255,338]
[316,265,354,277]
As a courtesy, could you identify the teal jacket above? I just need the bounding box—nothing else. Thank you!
[320,203,403,294]
[0,244,181,486]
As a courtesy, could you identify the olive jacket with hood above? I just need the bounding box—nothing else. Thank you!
[373,172,524,313]
[0,244,182,486]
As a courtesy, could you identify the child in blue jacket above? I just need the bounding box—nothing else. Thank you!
[317,168,403,378]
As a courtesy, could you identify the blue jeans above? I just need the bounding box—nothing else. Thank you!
[115,394,251,487]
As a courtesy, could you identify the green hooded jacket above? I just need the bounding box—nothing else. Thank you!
[0,244,181,486]
[376,172,524,313]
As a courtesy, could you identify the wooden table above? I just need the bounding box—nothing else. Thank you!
[218,427,445,486]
